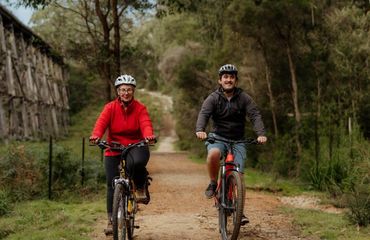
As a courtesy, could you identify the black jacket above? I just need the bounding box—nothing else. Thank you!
[195,87,265,140]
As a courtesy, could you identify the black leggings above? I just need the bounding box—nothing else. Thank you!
[105,145,150,214]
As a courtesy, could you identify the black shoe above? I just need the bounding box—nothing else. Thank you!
[205,181,217,199]
[241,214,250,226]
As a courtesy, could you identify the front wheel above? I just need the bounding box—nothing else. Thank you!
[218,171,244,240]
[112,184,129,240]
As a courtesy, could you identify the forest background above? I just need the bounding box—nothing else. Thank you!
[0,0,369,231]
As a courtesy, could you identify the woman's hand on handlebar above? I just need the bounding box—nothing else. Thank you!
[145,135,157,144]
[89,135,100,145]
[196,131,207,140]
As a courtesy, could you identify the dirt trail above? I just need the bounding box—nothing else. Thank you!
[90,91,322,240]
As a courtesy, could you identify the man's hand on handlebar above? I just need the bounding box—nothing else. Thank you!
[257,135,267,144]
[196,131,207,140]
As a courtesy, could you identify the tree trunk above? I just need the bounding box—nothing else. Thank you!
[265,65,278,137]
[95,0,112,101]
[286,44,302,177]
[314,74,321,183]
[112,0,121,77]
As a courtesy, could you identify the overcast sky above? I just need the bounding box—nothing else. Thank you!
[1,2,34,26]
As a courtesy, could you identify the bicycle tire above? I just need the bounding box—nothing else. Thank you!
[219,171,244,240]
[126,195,135,240]
[112,184,127,240]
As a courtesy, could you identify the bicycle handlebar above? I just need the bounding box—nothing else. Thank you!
[92,139,156,152]
[206,135,258,145]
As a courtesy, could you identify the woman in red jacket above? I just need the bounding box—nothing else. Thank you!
[89,74,156,235]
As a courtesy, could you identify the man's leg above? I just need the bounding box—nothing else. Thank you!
[234,143,249,225]
[207,148,221,182]
[204,148,221,198]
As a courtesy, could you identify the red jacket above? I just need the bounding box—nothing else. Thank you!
[91,98,154,156]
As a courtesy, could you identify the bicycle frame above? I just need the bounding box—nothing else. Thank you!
[217,145,239,209]
[207,135,257,240]
[95,139,150,240]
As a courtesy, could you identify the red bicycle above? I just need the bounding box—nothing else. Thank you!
[207,135,257,240]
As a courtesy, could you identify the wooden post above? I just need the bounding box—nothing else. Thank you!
[48,136,53,200]
[0,98,6,140]
[81,137,85,186]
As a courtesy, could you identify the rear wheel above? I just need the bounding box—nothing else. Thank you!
[112,184,127,240]
[219,171,244,240]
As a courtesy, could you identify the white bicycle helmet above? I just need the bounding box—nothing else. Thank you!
[114,74,136,87]
[218,64,238,76]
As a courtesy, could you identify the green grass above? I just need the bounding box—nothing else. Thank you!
[0,194,105,240]
[244,168,307,196]
[282,207,370,240]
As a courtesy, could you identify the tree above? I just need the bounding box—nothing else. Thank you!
[31,0,152,102]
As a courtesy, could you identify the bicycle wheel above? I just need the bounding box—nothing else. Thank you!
[219,171,244,240]
[112,184,127,240]
[126,195,136,240]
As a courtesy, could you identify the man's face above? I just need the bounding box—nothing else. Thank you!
[117,84,135,102]
[218,73,237,92]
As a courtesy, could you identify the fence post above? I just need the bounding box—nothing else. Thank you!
[48,136,52,200]
[81,137,85,185]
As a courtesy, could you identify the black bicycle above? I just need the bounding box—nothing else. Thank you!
[207,135,257,240]
[95,139,153,240]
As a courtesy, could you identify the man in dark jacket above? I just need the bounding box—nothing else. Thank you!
[195,64,267,224]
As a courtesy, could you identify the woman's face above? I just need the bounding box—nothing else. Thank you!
[117,84,135,103]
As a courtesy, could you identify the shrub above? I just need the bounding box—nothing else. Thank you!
[0,144,43,201]
[40,144,80,195]
[0,190,11,216]
[345,180,370,227]
[344,159,370,227]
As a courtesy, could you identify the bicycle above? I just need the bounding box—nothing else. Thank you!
[207,135,257,240]
[94,139,154,240]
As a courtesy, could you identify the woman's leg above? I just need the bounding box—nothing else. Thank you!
[104,155,120,216]
[126,145,150,189]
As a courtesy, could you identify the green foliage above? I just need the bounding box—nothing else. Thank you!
[358,93,370,139]
[40,144,80,193]
[244,168,304,196]
[0,144,44,201]
[68,66,102,115]
[344,153,370,227]
[0,198,105,239]
[173,55,213,154]
[0,142,83,200]
[283,207,370,239]
[3,0,51,9]
[0,190,11,216]
[345,180,370,227]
